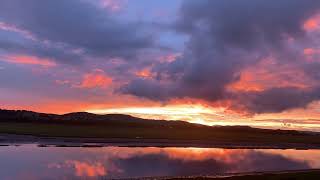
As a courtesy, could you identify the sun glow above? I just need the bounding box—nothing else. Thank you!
[87,104,226,124]
[86,104,320,132]
[190,118,207,125]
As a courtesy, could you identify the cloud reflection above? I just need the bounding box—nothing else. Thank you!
[0,146,316,179]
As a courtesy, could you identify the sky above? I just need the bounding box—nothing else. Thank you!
[1,0,320,131]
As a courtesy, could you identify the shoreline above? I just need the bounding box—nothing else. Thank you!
[157,169,320,180]
[1,133,320,149]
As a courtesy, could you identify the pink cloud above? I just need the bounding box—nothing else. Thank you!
[2,55,56,67]
[159,53,182,63]
[99,0,126,12]
[304,14,320,31]
[0,21,36,40]
[302,48,320,63]
[304,48,316,56]
[78,69,112,89]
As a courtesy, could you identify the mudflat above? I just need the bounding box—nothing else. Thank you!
[164,169,320,180]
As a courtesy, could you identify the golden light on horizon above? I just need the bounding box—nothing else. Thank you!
[86,105,292,128]
[87,104,320,132]
[87,104,227,124]
[89,104,216,113]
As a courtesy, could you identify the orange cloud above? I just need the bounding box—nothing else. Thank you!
[227,58,314,92]
[228,70,265,92]
[2,55,56,67]
[1,90,162,115]
[2,99,95,115]
[65,160,107,177]
[304,19,318,30]
[304,14,320,31]
[135,67,153,78]
[78,69,112,89]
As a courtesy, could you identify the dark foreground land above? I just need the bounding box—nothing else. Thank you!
[164,170,320,180]
[1,109,320,148]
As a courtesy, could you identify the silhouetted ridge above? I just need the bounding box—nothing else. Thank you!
[0,109,196,127]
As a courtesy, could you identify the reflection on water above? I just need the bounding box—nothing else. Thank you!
[0,145,320,179]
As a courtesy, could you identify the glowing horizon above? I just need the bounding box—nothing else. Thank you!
[86,105,320,132]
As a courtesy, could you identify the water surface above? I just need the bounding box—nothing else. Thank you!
[0,145,320,179]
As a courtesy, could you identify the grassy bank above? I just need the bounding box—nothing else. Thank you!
[1,121,320,146]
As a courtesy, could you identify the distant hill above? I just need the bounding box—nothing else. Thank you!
[0,109,200,128]
[0,109,308,135]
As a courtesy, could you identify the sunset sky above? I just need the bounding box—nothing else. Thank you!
[1,0,320,131]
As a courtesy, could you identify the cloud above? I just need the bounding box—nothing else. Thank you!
[0,21,35,40]
[65,160,107,177]
[177,0,320,50]
[227,58,316,92]
[98,0,126,12]
[120,78,171,101]
[0,29,83,64]
[120,0,320,114]
[77,69,113,89]
[0,0,153,60]
[233,87,320,114]
[1,55,56,67]
[304,14,320,31]
[135,67,154,79]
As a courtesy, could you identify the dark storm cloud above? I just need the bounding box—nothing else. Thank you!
[119,78,172,101]
[177,0,320,50]
[121,0,320,114]
[234,87,320,114]
[0,0,153,61]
